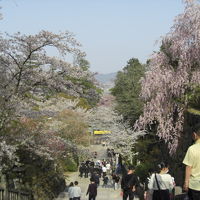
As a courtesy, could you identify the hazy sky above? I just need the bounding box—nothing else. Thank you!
[0,0,184,73]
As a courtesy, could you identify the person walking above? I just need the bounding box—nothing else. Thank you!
[106,162,111,174]
[91,172,100,187]
[68,182,74,200]
[114,174,120,190]
[102,175,109,188]
[85,165,89,178]
[121,165,139,200]
[86,178,97,200]
[183,124,200,200]
[79,163,84,178]
[102,165,107,177]
[72,181,81,200]
[148,162,174,200]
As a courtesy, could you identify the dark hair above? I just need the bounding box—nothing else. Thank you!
[90,178,95,182]
[128,165,135,171]
[69,182,74,187]
[193,124,200,136]
[157,162,169,171]
[74,181,78,185]
[148,168,153,174]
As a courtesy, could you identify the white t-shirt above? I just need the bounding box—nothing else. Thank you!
[148,173,174,191]
[68,186,74,198]
[102,166,107,173]
[72,186,81,198]
[106,163,111,170]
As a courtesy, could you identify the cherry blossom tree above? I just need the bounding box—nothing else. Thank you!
[0,30,100,188]
[0,30,100,131]
[14,96,92,161]
[135,0,200,153]
[0,141,17,173]
[89,93,146,160]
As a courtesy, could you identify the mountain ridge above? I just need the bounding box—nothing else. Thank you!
[95,72,117,84]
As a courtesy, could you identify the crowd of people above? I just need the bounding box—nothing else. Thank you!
[78,158,120,189]
[66,149,121,200]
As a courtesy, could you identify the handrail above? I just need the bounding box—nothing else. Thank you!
[0,187,32,200]
[0,187,4,200]
[174,193,188,200]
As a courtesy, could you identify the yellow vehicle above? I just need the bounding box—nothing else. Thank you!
[93,130,111,135]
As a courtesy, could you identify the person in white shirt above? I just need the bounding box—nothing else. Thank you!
[68,182,74,200]
[102,165,107,177]
[72,181,81,200]
[106,162,111,174]
[148,162,174,200]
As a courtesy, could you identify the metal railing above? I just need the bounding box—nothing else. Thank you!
[0,187,32,200]
[0,188,4,200]
[174,193,188,200]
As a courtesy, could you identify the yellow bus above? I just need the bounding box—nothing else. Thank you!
[93,130,111,135]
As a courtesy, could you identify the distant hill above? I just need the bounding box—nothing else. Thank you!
[95,72,117,91]
[95,72,117,84]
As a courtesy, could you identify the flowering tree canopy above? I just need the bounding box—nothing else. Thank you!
[89,93,146,160]
[136,0,200,153]
[0,30,100,130]
[0,30,100,175]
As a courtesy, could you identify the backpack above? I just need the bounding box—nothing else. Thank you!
[124,174,144,200]
[123,174,136,190]
[135,184,144,200]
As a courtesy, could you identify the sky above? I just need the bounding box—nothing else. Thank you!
[0,0,185,73]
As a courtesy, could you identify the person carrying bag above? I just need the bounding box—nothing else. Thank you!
[148,162,174,200]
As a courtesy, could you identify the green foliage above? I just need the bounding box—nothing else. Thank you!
[57,93,76,100]
[63,76,102,107]
[111,58,145,125]
[16,146,66,200]
[76,98,91,109]
[59,157,78,172]
[135,162,152,184]
[160,41,179,69]
[186,85,200,110]
[56,110,90,146]
[76,57,90,71]
[132,130,171,183]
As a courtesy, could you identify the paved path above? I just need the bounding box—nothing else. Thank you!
[56,145,122,200]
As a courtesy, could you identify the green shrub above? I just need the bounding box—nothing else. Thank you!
[60,157,78,172]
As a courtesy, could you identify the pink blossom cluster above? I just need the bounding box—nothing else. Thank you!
[136,0,200,153]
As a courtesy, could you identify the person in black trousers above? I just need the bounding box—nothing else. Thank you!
[86,178,97,200]
[79,163,84,178]
[91,172,100,187]
[85,165,89,178]
[121,165,139,200]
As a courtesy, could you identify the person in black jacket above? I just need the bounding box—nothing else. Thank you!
[91,172,100,186]
[85,165,89,178]
[79,163,84,178]
[86,178,97,200]
[121,165,139,200]
[103,175,109,188]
